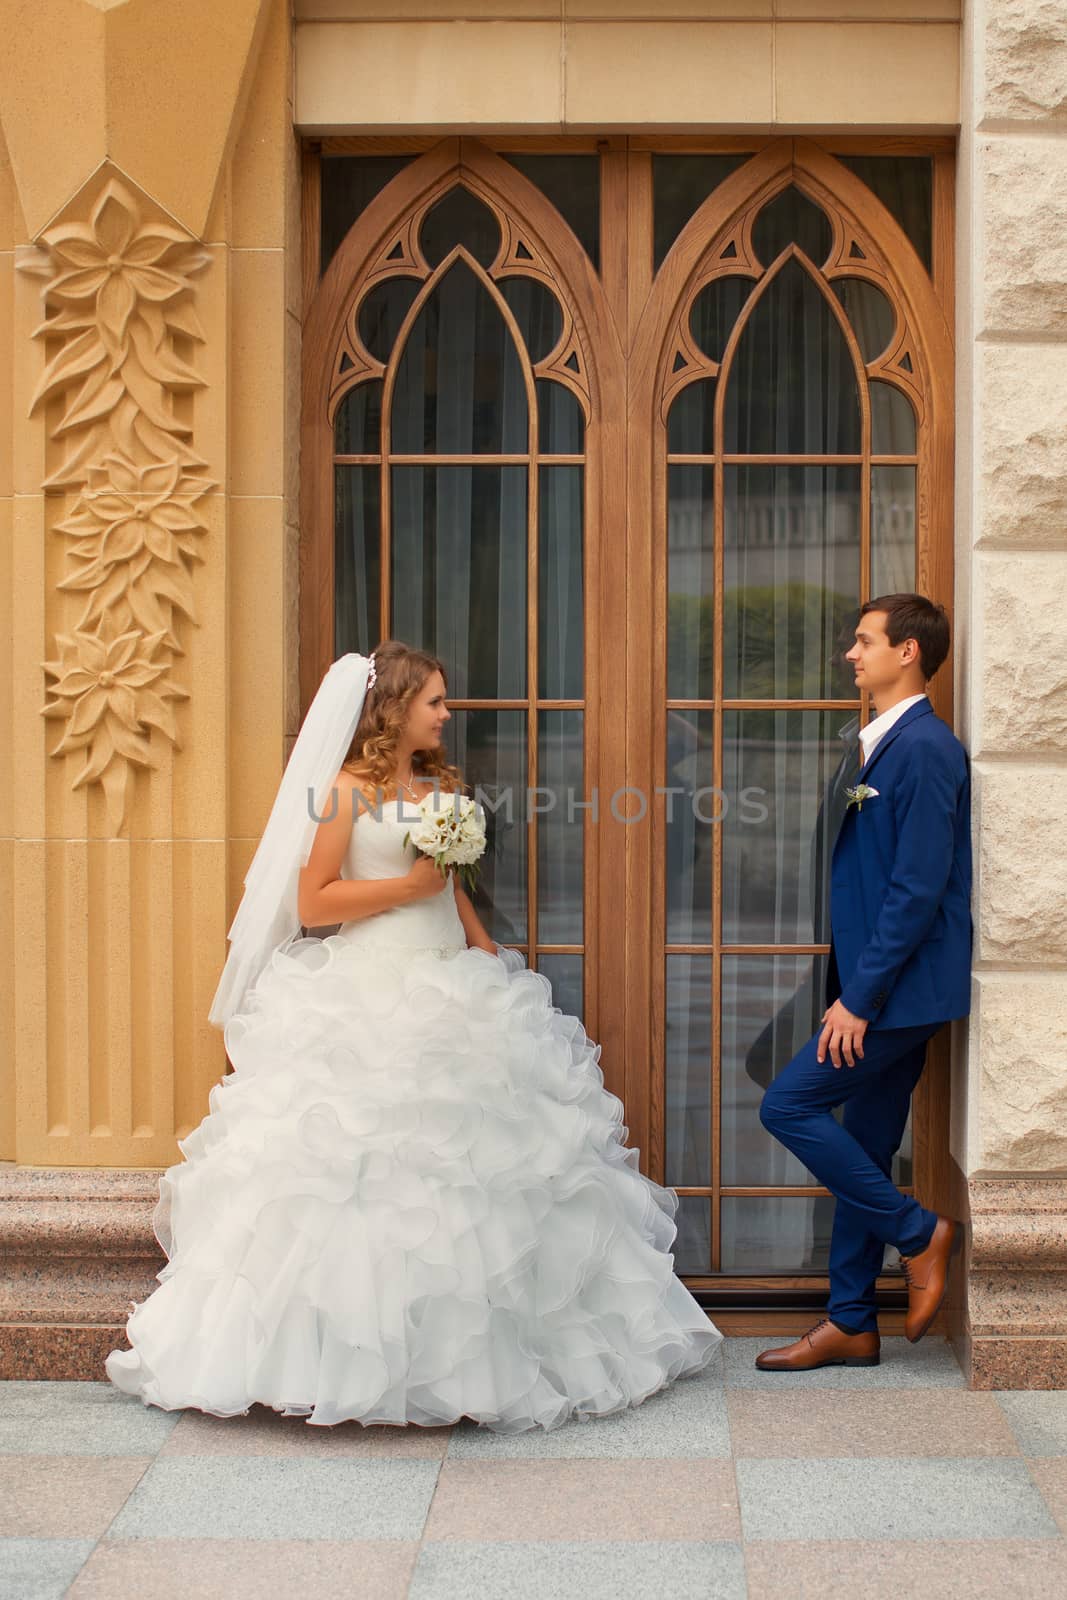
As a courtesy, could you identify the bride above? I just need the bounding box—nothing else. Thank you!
[105,640,722,1432]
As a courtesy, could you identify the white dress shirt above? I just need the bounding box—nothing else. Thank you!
[858,694,928,766]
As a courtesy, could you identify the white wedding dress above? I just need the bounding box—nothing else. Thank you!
[105,797,723,1431]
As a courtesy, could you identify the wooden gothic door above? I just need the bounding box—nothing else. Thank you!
[301,136,954,1317]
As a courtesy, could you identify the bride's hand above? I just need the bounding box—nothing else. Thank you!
[405,855,450,900]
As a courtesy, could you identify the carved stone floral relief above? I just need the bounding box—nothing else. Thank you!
[18,175,214,830]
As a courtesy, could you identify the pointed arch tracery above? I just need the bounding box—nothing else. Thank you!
[649,140,947,469]
[301,139,623,716]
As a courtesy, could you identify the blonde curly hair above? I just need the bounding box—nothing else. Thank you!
[341,639,466,799]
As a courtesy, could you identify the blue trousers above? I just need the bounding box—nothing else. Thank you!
[759,1021,942,1333]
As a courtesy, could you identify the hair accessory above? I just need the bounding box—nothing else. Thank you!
[367,652,377,688]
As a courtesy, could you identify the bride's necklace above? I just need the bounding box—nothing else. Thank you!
[396,763,420,802]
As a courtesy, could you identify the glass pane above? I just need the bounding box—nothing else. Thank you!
[722,709,856,945]
[665,709,714,945]
[538,381,584,454]
[335,382,382,456]
[653,154,753,269]
[723,466,861,699]
[674,1195,711,1274]
[870,381,916,455]
[420,186,500,269]
[320,155,413,276]
[334,466,380,656]
[391,263,528,455]
[722,954,830,1187]
[503,154,600,271]
[539,466,584,701]
[837,155,933,274]
[831,278,897,365]
[667,466,714,702]
[538,954,583,1020]
[690,276,753,364]
[665,955,713,1187]
[752,185,833,270]
[442,709,527,947]
[499,277,563,364]
[724,260,862,455]
[391,465,527,698]
[721,1196,834,1272]
[668,378,716,456]
[537,710,584,945]
[895,1117,913,1186]
[358,278,422,364]
[872,466,916,596]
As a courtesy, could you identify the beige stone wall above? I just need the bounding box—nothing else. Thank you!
[24,0,1058,1195]
[0,0,300,1165]
[957,0,1067,1180]
[294,1,961,131]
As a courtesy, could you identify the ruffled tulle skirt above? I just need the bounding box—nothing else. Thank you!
[105,935,722,1431]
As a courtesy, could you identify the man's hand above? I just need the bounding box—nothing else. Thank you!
[817,1000,869,1069]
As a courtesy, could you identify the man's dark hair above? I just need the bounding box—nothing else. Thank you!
[859,593,950,681]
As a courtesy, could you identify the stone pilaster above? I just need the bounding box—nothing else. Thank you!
[954,0,1067,1385]
[0,0,299,1375]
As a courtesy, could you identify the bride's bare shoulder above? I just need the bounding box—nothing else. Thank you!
[335,766,386,813]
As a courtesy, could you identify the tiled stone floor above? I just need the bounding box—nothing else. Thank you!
[3,1339,1067,1598]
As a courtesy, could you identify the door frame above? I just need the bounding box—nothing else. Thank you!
[299,134,956,1323]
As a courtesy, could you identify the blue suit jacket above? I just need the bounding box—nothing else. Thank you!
[828,698,972,1028]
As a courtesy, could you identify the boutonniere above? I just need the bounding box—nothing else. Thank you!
[845,783,879,812]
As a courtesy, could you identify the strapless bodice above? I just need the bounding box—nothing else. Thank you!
[334,797,467,957]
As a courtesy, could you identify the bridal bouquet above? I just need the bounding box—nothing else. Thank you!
[403,791,487,893]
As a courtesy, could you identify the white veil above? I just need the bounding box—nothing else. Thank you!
[208,652,376,1029]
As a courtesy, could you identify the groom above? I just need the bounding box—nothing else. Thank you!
[756,593,972,1371]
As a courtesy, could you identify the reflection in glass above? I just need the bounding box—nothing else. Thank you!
[751,185,833,270]
[870,380,916,455]
[721,1196,833,1272]
[335,382,383,456]
[538,380,584,454]
[872,467,916,597]
[442,709,527,947]
[667,466,714,702]
[537,711,584,945]
[320,155,413,276]
[668,378,716,456]
[723,466,861,700]
[665,710,714,946]
[831,278,897,364]
[673,1195,712,1274]
[358,278,422,364]
[392,264,528,455]
[503,155,601,271]
[538,954,583,1021]
[499,277,563,364]
[724,260,861,455]
[722,710,855,945]
[653,154,753,269]
[391,465,527,699]
[420,186,500,268]
[665,956,713,1188]
[690,276,754,364]
[540,467,584,701]
[335,466,380,655]
[837,155,933,274]
[722,954,830,1186]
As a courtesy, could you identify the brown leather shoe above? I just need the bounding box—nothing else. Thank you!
[755,1318,880,1372]
[901,1215,962,1343]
